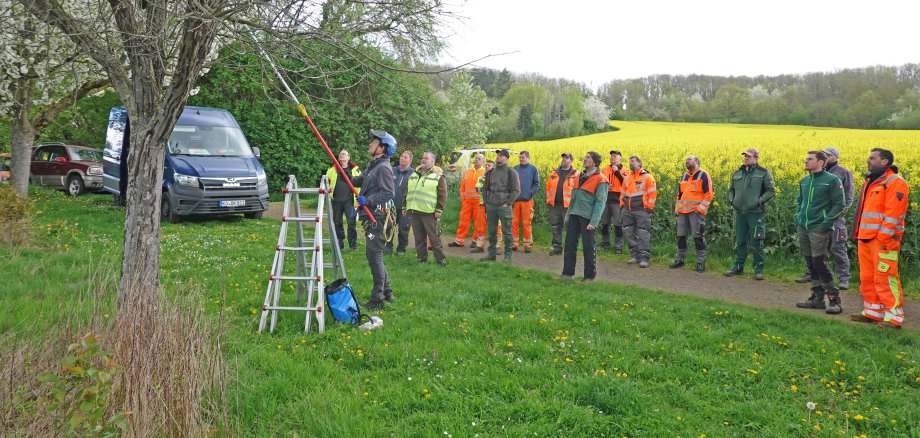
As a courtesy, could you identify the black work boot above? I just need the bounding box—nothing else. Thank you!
[695,262,705,273]
[724,267,743,277]
[795,273,812,284]
[825,295,843,315]
[796,287,826,309]
[669,260,685,269]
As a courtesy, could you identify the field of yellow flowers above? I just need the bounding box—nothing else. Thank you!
[490,121,920,278]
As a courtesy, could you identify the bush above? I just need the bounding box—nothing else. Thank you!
[0,185,33,247]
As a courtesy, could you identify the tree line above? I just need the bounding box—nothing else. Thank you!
[595,64,920,129]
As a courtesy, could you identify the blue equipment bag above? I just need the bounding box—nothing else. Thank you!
[325,278,368,325]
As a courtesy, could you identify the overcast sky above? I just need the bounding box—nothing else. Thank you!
[438,0,920,90]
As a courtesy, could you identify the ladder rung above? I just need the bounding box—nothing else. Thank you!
[282,187,328,194]
[282,215,321,222]
[275,241,332,251]
[322,263,335,269]
[270,275,323,281]
[262,305,323,312]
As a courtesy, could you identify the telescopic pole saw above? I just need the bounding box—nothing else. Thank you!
[250,32,376,223]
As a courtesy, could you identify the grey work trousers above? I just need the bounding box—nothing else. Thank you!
[410,212,446,263]
[548,205,568,251]
[364,214,392,303]
[797,226,839,296]
[487,205,513,256]
[622,208,652,261]
[675,211,706,264]
[802,218,851,282]
[599,197,622,245]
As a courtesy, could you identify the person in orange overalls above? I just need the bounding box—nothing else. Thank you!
[449,153,486,249]
[512,151,540,253]
[850,148,910,329]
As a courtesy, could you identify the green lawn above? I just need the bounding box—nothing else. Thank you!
[3,188,919,436]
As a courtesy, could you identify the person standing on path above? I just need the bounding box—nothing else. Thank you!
[546,153,579,256]
[725,148,776,280]
[326,150,361,250]
[351,130,396,309]
[481,149,521,263]
[560,152,609,281]
[620,155,657,268]
[471,160,497,253]
[449,153,486,249]
[794,150,846,315]
[512,151,540,253]
[850,148,909,329]
[402,151,449,266]
[600,150,625,253]
[387,150,414,256]
[670,155,714,273]
[795,146,855,288]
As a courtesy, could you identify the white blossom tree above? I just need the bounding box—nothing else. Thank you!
[583,95,610,130]
[0,0,108,196]
[440,71,491,146]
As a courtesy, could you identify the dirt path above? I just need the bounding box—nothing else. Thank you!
[440,242,918,330]
[264,205,915,330]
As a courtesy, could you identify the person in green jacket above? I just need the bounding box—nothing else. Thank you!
[725,148,776,280]
[794,150,846,314]
[560,151,609,281]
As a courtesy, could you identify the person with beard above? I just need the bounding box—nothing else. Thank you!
[545,152,579,256]
[850,148,909,329]
[600,150,625,252]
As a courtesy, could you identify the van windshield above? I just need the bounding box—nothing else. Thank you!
[168,125,253,157]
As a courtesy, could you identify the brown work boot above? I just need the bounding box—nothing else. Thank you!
[849,314,876,324]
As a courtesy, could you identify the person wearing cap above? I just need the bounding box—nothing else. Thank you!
[620,155,656,268]
[351,129,397,309]
[481,149,521,263]
[546,152,580,255]
[850,148,909,329]
[725,148,776,280]
[795,146,855,288]
[512,151,541,253]
[600,150,625,252]
[471,160,500,253]
[325,149,362,250]
[560,151,608,281]
[794,150,846,314]
[449,153,487,249]
[670,155,714,272]
[401,151,449,266]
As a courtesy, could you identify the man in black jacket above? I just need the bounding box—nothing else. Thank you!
[352,129,397,309]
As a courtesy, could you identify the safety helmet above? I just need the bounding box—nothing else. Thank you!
[369,129,397,156]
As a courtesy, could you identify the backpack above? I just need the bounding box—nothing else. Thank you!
[324,278,370,326]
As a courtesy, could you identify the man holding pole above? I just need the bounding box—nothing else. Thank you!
[352,129,397,309]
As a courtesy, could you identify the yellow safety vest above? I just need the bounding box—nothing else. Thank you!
[406,169,442,213]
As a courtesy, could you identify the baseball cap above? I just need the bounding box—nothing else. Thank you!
[496,149,510,158]
[561,152,573,159]
[609,150,622,156]
[742,148,760,158]
[822,147,840,158]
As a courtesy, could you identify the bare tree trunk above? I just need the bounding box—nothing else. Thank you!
[10,78,36,197]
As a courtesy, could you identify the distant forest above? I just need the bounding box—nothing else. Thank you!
[467,64,920,131]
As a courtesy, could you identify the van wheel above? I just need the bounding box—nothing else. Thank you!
[161,192,182,223]
[67,175,85,196]
[244,211,264,220]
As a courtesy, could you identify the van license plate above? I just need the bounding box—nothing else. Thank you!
[219,200,246,207]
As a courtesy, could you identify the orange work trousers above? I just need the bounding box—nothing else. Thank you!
[512,199,534,249]
[857,239,905,327]
[455,201,486,246]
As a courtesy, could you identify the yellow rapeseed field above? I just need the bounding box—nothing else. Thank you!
[488,121,920,277]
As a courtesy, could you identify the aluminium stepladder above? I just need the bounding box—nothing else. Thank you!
[258,175,346,333]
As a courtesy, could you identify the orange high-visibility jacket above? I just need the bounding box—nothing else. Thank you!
[853,167,909,245]
[545,168,580,207]
[676,168,714,215]
[620,169,657,210]
[601,165,624,195]
[460,166,486,203]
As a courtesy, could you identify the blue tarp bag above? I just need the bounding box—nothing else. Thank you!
[325,278,364,325]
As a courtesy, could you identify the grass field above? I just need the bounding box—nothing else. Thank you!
[3,188,919,436]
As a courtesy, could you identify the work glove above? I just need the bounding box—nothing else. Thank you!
[356,195,367,207]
